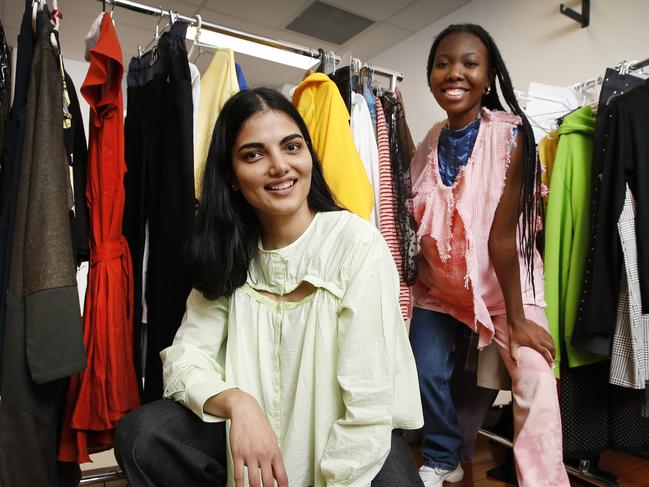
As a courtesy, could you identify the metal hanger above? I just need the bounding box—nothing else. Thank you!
[102,0,115,15]
[139,7,167,60]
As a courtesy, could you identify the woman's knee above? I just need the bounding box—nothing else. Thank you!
[515,347,552,374]
[510,347,555,392]
[115,400,177,466]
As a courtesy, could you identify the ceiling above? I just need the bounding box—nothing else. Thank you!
[1,0,470,88]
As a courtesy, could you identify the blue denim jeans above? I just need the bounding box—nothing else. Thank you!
[409,307,463,470]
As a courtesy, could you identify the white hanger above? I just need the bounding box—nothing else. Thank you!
[49,0,60,50]
[188,14,202,60]
[51,0,60,30]
[327,50,336,74]
[31,0,45,33]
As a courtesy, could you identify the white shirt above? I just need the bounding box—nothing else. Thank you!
[350,93,380,226]
[189,62,201,147]
[162,211,422,487]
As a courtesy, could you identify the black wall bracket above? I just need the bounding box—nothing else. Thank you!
[560,0,590,28]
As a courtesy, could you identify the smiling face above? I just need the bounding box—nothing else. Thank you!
[232,109,313,227]
[429,31,492,129]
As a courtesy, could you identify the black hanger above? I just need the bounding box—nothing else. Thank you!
[315,48,325,73]
[556,106,581,127]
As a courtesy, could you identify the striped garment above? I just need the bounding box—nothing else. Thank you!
[375,98,412,320]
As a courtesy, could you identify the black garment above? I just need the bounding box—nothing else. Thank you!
[573,81,649,354]
[63,71,90,264]
[596,67,645,108]
[123,21,195,403]
[0,0,36,383]
[559,361,649,459]
[608,385,649,451]
[115,399,424,487]
[0,384,80,487]
[330,66,352,114]
[0,21,10,157]
[450,330,499,461]
[559,362,609,459]
[379,93,417,286]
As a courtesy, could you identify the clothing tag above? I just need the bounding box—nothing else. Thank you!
[68,165,76,216]
[76,262,89,316]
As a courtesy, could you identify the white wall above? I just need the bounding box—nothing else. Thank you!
[369,0,649,143]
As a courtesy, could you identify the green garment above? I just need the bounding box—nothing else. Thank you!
[162,211,423,487]
[544,106,606,378]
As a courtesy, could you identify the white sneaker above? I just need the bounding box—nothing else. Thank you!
[418,464,464,487]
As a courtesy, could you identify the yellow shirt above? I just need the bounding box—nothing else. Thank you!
[293,73,374,220]
[539,130,559,210]
[162,211,423,487]
[194,48,239,197]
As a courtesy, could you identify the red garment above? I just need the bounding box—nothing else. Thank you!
[375,99,412,320]
[58,13,139,463]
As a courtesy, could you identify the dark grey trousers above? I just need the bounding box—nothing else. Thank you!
[115,399,424,487]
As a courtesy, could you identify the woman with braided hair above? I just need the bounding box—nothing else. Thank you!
[408,24,570,487]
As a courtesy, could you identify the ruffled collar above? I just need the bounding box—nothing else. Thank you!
[247,212,322,295]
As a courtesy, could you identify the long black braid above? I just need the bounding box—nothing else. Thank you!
[426,23,542,291]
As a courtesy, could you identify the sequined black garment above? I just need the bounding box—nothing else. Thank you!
[0,22,9,107]
[380,93,418,285]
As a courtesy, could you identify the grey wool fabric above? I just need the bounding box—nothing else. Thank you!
[0,8,86,487]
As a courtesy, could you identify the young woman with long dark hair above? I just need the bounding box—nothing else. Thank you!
[408,24,570,486]
[115,88,424,487]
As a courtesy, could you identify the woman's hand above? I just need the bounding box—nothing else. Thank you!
[509,318,556,368]
[229,392,288,487]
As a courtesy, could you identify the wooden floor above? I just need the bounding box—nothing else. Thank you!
[411,435,649,487]
[83,435,649,486]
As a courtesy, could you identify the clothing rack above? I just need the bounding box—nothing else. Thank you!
[478,429,617,487]
[97,0,404,91]
[628,56,649,72]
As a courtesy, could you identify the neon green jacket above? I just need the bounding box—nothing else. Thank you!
[544,106,606,377]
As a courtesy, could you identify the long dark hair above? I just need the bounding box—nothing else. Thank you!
[187,88,341,299]
[426,23,541,288]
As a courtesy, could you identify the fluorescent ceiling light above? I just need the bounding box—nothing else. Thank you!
[186,26,320,70]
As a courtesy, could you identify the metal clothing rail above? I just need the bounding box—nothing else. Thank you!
[97,0,404,90]
[478,429,618,487]
[629,56,649,72]
[78,469,125,485]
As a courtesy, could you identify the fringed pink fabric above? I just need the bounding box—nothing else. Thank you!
[411,108,545,347]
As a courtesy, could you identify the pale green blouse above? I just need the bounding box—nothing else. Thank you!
[161,210,422,487]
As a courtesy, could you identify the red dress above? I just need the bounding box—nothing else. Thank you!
[58,12,139,463]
